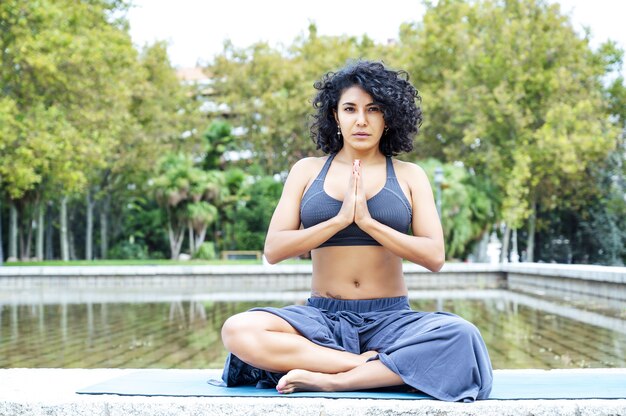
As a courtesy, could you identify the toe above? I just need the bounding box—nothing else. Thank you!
[276,374,292,393]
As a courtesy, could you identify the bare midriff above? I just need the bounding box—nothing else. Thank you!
[310,245,407,300]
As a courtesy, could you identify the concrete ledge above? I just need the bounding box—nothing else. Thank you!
[501,263,626,284]
[3,262,625,302]
[1,369,625,416]
[0,262,503,277]
[1,262,622,280]
[502,263,626,300]
[4,262,624,296]
[0,263,506,292]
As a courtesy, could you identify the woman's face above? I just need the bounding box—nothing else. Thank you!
[335,85,385,152]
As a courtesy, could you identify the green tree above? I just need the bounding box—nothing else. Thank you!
[0,0,141,260]
[203,120,235,170]
[531,148,625,265]
[152,153,222,259]
[209,24,386,174]
[232,177,283,250]
[395,0,620,261]
[421,159,497,260]
[96,40,202,259]
[219,167,248,251]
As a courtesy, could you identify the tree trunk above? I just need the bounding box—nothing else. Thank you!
[188,223,195,255]
[85,191,94,260]
[510,228,519,262]
[167,207,185,259]
[68,202,76,260]
[195,226,207,253]
[18,216,23,260]
[45,201,53,260]
[9,202,18,260]
[500,223,511,263]
[100,195,110,259]
[36,203,44,260]
[21,206,34,261]
[60,196,69,261]
[470,230,490,263]
[170,225,185,260]
[69,226,76,261]
[0,200,4,265]
[526,200,536,262]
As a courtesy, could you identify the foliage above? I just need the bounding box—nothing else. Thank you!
[152,153,223,259]
[1,0,625,265]
[193,242,217,260]
[231,177,283,251]
[97,41,204,260]
[108,237,150,260]
[203,120,235,170]
[209,24,388,174]
[0,0,202,261]
[421,159,497,259]
[0,0,140,200]
[109,198,169,259]
[394,0,619,230]
[533,150,625,265]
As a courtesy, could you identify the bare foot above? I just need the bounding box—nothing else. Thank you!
[276,369,336,394]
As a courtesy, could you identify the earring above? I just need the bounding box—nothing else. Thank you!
[384,126,389,135]
[337,126,342,137]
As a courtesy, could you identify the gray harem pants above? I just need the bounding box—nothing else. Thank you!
[221,295,493,402]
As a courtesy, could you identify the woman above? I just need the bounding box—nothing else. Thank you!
[220,60,493,402]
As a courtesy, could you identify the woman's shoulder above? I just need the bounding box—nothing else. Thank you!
[391,159,433,201]
[392,158,428,180]
[290,155,329,174]
[285,155,330,185]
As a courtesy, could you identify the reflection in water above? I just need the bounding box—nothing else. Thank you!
[12,304,18,341]
[168,301,208,325]
[61,302,67,343]
[0,290,625,369]
[38,303,44,335]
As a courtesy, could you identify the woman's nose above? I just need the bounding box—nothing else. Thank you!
[356,110,367,126]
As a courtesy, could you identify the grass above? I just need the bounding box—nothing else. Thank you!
[1,258,312,267]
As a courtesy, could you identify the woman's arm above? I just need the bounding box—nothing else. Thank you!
[355,162,445,272]
[263,158,355,264]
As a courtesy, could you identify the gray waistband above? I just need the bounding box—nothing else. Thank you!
[306,295,409,314]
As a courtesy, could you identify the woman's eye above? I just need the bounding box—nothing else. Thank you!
[343,107,355,112]
[369,107,380,112]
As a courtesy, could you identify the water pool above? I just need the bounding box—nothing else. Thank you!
[1,289,625,369]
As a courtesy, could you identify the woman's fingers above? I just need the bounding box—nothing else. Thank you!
[353,159,360,176]
[354,160,372,224]
[336,159,373,226]
[336,167,357,226]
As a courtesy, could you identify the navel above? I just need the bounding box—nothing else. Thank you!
[353,280,360,288]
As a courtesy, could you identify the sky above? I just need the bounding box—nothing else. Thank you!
[126,0,626,70]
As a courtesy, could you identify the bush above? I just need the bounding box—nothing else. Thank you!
[193,242,216,260]
[231,176,283,250]
[108,238,149,260]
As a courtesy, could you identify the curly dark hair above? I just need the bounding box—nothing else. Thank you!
[310,60,422,156]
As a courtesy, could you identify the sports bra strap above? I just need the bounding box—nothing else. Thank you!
[386,156,396,178]
[316,153,336,181]
[318,154,396,181]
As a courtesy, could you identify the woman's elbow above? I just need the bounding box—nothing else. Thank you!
[264,251,280,265]
[263,247,276,265]
[427,247,446,272]
[429,258,445,272]
[263,239,281,264]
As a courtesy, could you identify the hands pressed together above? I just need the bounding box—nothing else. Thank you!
[337,159,373,228]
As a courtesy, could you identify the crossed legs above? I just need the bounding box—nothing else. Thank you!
[221,311,403,393]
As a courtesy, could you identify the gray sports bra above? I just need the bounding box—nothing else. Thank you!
[300,154,412,247]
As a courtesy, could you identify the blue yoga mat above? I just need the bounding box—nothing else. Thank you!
[76,370,626,400]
